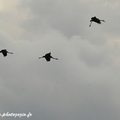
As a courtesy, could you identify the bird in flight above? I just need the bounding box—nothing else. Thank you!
[89,16,105,27]
[0,49,13,57]
[39,52,58,62]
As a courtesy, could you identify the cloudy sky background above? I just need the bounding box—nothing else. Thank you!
[0,0,120,119]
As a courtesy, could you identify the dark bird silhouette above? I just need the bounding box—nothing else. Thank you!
[89,16,105,27]
[0,49,13,57]
[39,52,58,62]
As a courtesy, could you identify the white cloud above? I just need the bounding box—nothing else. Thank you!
[0,28,119,119]
[0,0,29,40]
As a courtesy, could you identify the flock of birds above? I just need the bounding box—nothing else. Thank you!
[0,16,105,62]
[0,49,58,62]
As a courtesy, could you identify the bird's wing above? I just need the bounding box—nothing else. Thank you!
[2,52,7,56]
[46,57,50,61]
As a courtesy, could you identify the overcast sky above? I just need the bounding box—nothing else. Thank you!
[0,0,120,120]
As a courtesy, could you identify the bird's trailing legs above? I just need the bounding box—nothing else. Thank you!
[89,22,92,27]
[38,56,44,59]
[7,51,13,54]
[100,20,105,22]
[51,56,58,60]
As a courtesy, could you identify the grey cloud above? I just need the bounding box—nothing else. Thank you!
[0,0,120,120]
[79,41,113,67]
[20,0,120,44]
[0,31,119,120]
[20,0,92,38]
